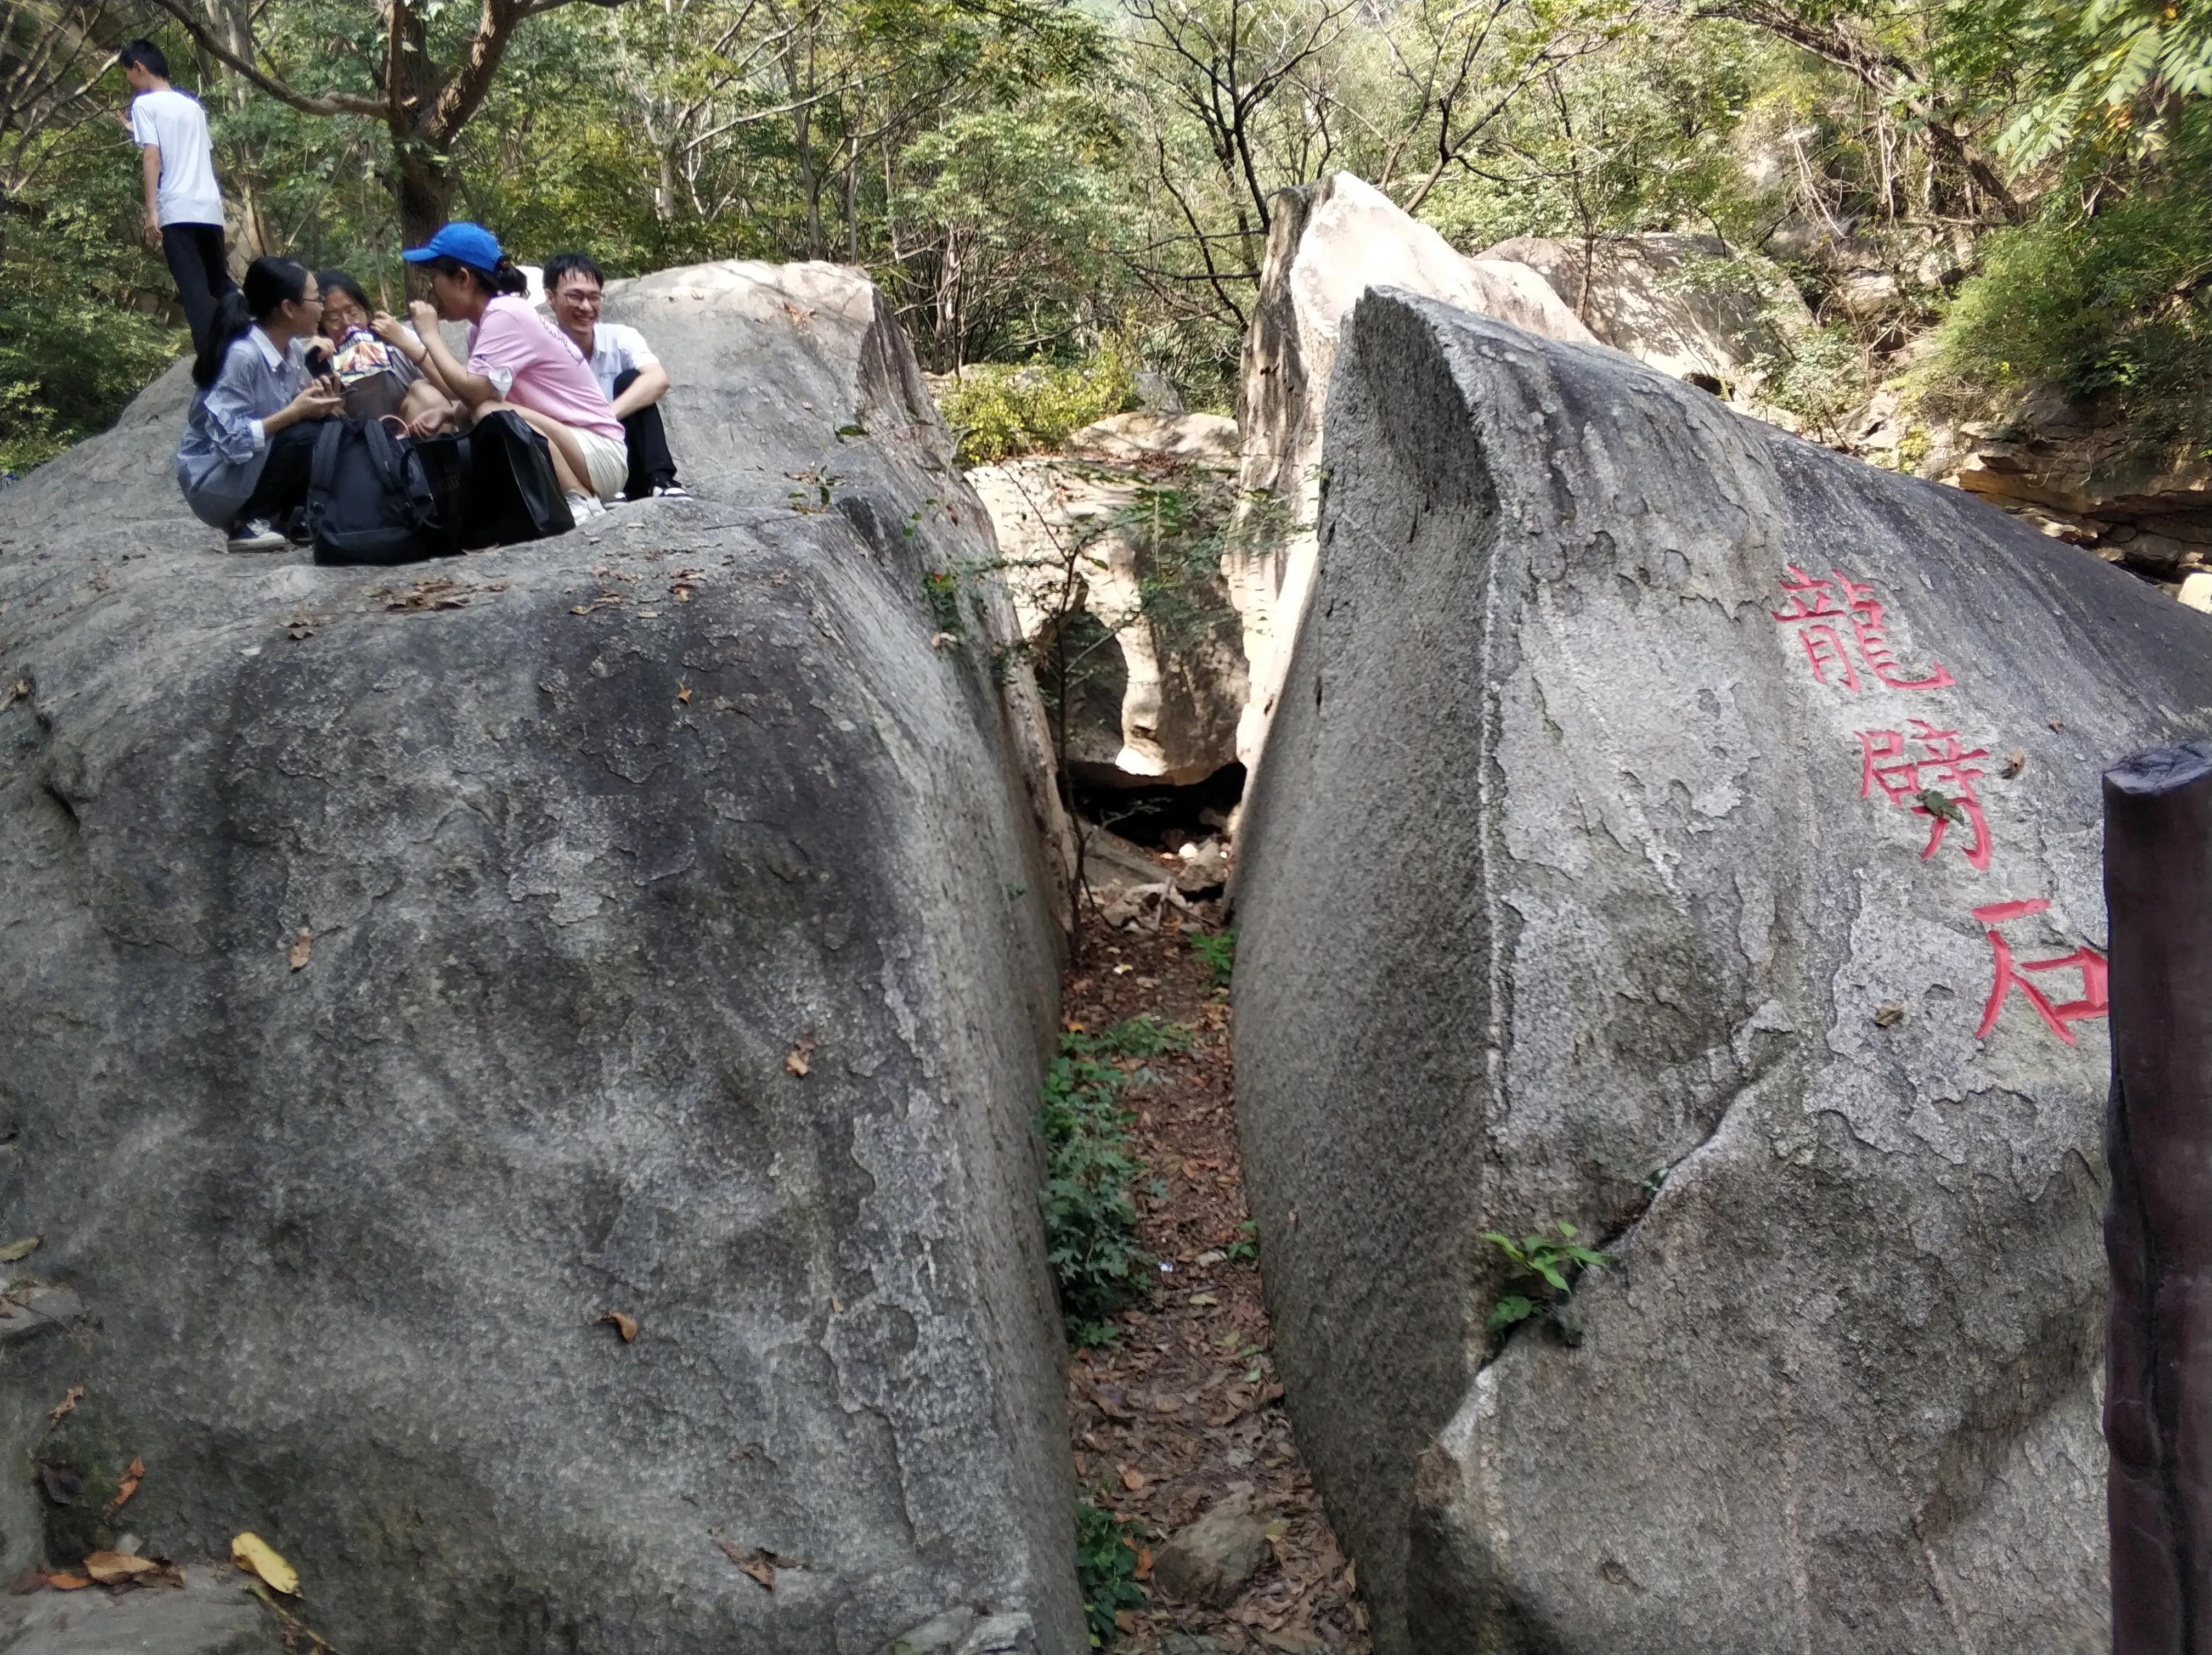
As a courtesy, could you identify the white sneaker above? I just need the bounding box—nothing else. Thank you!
[225,518,288,553]
[651,482,691,500]
[566,492,608,521]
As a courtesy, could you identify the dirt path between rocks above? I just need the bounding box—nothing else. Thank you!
[1062,914,1372,1654]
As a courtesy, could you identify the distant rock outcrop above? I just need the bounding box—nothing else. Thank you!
[969,412,1247,787]
[1921,384,2212,587]
[1478,231,1812,399]
[1233,289,2211,1653]
[1226,173,1601,776]
[0,261,1082,1654]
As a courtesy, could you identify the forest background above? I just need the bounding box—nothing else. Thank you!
[1,0,2208,476]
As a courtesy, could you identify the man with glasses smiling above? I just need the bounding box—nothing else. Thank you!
[541,251,690,501]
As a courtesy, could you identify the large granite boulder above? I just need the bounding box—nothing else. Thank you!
[0,261,1082,1654]
[969,413,1246,788]
[1233,289,2212,1652]
[1477,231,1813,401]
[1226,173,1599,778]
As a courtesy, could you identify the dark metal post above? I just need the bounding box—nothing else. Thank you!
[2104,740,2212,1653]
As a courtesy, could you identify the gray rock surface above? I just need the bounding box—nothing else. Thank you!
[1226,174,1600,779]
[1233,289,2212,1652]
[0,261,1082,1654]
[1477,232,1812,404]
[969,414,1246,787]
[1148,1498,1268,1608]
[0,1575,281,1655]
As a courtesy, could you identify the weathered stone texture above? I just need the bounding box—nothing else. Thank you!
[970,413,1246,787]
[1479,231,1812,398]
[1233,288,2212,1653]
[0,262,1081,1654]
[1226,174,1600,778]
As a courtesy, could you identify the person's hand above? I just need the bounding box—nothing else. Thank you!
[286,382,344,423]
[141,216,161,250]
[407,300,441,340]
[407,404,456,440]
[370,311,417,356]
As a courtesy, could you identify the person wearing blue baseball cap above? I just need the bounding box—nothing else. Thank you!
[369,221,629,518]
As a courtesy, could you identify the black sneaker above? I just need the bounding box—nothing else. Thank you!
[225,518,288,554]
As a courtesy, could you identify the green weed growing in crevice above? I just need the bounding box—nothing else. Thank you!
[1074,1498,1150,1646]
[923,568,967,641]
[1484,1221,1615,1342]
[1036,1017,1193,1345]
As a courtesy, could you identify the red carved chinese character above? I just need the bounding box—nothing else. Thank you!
[1973,898,2109,1045]
[1857,720,1991,870]
[1772,565,1953,693]
[1834,573,1954,691]
[1770,565,1849,623]
[1801,624,1861,690]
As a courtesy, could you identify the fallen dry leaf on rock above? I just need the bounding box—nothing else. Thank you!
[601,1311,639,1343]
[0,1236,40,1263]
[83,1551,159,1585]
[288,927,312,971]
[1121,1466,1147,1491]
[41,1572,88,1591]
[107,1456,144,1515]
[785,1032,817,1077]
[1874,1003,1905,1027]
[2001,751,2027,779]
[230,1532,298,1595]
[46,1385,83,1428]
[677,682,692,706]
[715,1539,776,1590]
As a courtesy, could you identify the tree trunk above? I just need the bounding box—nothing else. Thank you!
[212,0,272,263]
[393,148,455,291]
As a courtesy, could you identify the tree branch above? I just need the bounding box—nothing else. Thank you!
[143,0,383,117]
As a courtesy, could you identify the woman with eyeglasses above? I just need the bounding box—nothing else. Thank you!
[174,256,342,553]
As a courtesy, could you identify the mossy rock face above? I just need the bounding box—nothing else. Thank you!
[36,1423,127,1564]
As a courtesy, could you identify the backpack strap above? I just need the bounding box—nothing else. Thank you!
[308,416,348,494]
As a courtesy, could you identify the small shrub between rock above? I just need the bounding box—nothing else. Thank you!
[1036,1017,1192,1344]
[1074,1498,1150,1646]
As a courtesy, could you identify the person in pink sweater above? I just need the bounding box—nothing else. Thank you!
[380,222,629,518]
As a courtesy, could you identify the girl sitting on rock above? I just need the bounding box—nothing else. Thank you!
[175,256,342,553]
[314,268,458,434]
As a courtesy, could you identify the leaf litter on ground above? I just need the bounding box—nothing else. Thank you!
[1060,917,1369,1651]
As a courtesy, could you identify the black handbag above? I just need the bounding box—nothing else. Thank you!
[412,410,575,551]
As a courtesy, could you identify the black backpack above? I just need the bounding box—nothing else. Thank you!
[307,415,453,567]
[414,410,574,551]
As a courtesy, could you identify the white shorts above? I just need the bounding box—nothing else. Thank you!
[572,427,629,504]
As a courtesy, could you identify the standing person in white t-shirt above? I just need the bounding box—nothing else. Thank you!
[121,40,235,357]
[543,251,689,500]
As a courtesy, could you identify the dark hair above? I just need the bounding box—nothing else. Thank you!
[118,40,169,79]
[543,252,605,295]
[317,269,371,317]
[192,256,313,387]
[427,253,528,300]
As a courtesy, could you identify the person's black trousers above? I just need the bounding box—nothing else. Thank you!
[161,222,236,358]
[235,420,321,527]
[612,366,680,499]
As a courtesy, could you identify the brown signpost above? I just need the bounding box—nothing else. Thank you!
[2104,740,2212,1653]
